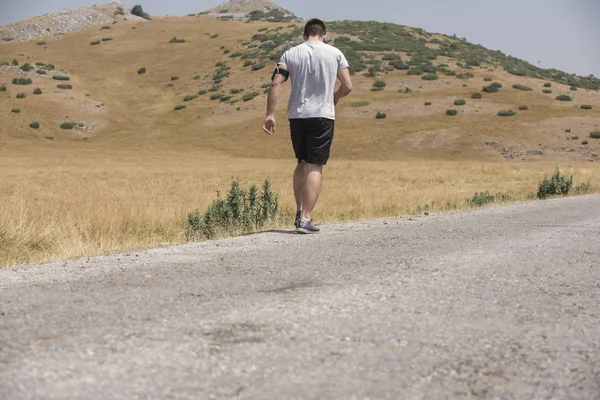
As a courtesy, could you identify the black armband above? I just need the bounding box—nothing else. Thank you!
[271,66,289,81]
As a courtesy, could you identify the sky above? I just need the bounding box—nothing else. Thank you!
[1,0,598,78]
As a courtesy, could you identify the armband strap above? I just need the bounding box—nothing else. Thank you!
[271,66,289,81]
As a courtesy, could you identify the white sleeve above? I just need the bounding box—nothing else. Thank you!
[338,50,349,70]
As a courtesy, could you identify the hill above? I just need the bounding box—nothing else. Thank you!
[0,1,599,266]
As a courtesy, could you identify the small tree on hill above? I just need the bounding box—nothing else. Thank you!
[132,5,152,20]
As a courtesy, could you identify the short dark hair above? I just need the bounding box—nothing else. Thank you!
[304,18,326,37]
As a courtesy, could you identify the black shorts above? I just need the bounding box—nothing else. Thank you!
[289,118,335,165]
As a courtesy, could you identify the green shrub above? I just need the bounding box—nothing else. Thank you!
[230,88,244,94]
[29,121,40,129]
[171,76,179,81]
[543,89,552,94]
[565,128,572,133]
[90,40,101,45]
[373,80,386,88]
[582,141,588,145]
[169,37,185,43]
[60,122,76,129]
[483,77,492,82]
[0,61,8,66]
[210,93,223,100]
[35,62,45,66]
[544,82,552,87]
[219,95,232,102]
[12,78,32,85]
[424,102,432,106]
[555,95,572,101]
[512,84,532,91]
[53,75,70,81]
[174,104,187,111]
[33,88,42,95]
[100,37,113,42]
[446,109,458,116]
[208,85,221,92]
[580,105,592,110]
[183,95,198,102]
[243,60,254,67]
[467,191,495,207]
[45,136,54,140]
[138,67,146,74]
[0,85,6,92]
[186,180,279,240]
[252,63,266,71]
[537,169,572,199]
[575,181,592,193]
[16,93,25,99]
[167,84,173,87]
[371,87,384,92]
[242,92,259,102]
[131,5,152,20]
[198,90,207,95]
[570,86,578,91]
[407,68,423,76]
[20,63,34,72]
[490,82,502,88]
[471,92,482,99]
[11,108,20,113]
[36,69,46,75]
[375,112,387,119]
[12,59,19,66]
[497,109,516,117]
[518,105,528,110]
[101,25,111,30]
[382,53,401,61]
[454,99,466,106]
[421,74,438,81]
[590,132,600,139]
[210,34,219,39]
[57,84,72,89]
[571,136,579,140]
[45,64,55,71]
[257,27,268,32]
[482,85,499,93]
[390,61,409,70]
[37,41,46,45]
[350,101,370,107]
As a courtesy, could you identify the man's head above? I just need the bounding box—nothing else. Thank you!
[303,18,327,41]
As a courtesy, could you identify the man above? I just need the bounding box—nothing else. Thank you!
[262,18,353,234]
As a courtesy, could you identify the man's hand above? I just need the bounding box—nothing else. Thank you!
[262,115,276,135]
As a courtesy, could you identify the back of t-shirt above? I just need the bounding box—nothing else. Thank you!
[278,41,349,120]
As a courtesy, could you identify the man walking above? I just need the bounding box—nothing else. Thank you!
[262,18,353,234]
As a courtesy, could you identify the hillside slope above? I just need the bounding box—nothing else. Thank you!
[0,4,599,163]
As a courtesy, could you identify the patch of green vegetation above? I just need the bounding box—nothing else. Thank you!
[186,180,280,240]
[184,95,198,102]
[512,84,532,91]
[33,88,42,95]
[454,99,466,106]
[555,95,572,101]
[537,168,572,199]
[29,121,40,129]
[44,64,55,70]
[90,40,101,46]
[424,102,432,106]
[12,77,32,85]
[519,105,529,110]
[16,93,25,99]
[544,82,552,87]
[36,69,46,75]
[373,80,386,88]
[421,74,438,81]
[483,77,492,82]
[210,33,219,39]
[210,93,223,100]
[580,105,592,110]
[230,88,244,94]
[482,85,499,93]
[446,109,458,116]
[169,37,185,43]
[242,92,259,102]
[57,84,73,89]
[174,104,187,111]
[52,75,70,81]
[198,90,207,95]
[11,59,19,66]
[375,112,387,119]
[543,89,552,94]
[252,63,266,71]
[351,101,370,107]
[497,109,516,117]
[171,76,179,81]
[102,38,113,42]
[20,63,34,72]
[11,108,20,113]
[0,84,6,92]
[590,131,600,139]
[60,122,76,129]
[138,67,146,74]
[37,41,46,45]
[131,5,152,20]
[471,92,482,99]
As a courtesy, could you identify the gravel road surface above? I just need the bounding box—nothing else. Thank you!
[1,195,599,400]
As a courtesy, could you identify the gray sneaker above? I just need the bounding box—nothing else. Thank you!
[296,218,320,234]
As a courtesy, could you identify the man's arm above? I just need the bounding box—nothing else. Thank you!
[262,65,288,135]
[334,68,353,106]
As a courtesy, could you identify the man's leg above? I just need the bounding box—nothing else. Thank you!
[301,163,323,221]
[293,161,307,212]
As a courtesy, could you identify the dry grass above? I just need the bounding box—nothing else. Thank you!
[1,15,599,266]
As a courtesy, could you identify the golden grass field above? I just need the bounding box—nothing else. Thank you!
[1,11,599,267]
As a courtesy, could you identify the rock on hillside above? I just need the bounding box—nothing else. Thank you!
[0,1,145,44]
[204,0,300,21]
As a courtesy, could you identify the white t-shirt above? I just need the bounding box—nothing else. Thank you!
[278,41,349,120]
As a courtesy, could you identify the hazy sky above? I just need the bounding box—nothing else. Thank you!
[1,0,598,78]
